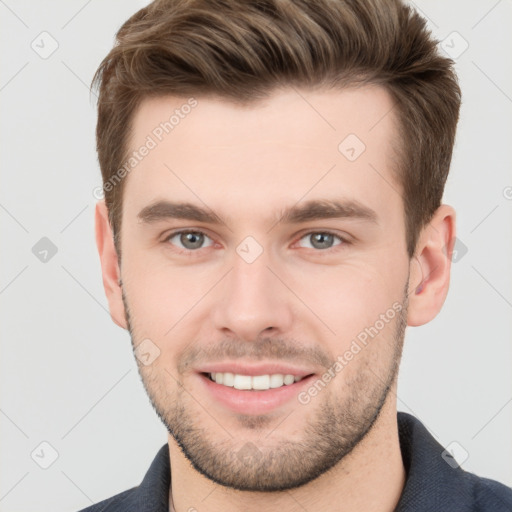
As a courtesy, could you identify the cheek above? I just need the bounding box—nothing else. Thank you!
[122,253,214,333]
[308,267,406,389]
[294,260,405,345]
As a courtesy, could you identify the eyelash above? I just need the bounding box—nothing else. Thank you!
[162,229,351,256]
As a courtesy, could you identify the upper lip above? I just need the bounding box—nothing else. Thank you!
[196,361,317,377]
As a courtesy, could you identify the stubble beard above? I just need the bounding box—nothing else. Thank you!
[122,287,408,492]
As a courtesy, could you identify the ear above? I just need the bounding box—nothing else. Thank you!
[407,204,456,327]
[95,200,128,329]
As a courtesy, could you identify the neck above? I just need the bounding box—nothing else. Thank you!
[168,391,405,512]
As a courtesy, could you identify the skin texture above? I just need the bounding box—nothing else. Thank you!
[96,85,456,512]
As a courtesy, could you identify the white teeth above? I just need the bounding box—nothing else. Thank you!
[209,372,304,390]
[252,375,270,390]
[222,372,235,386]
[233,374,252,390]
[283,374,295,385]
[269,374,284,388]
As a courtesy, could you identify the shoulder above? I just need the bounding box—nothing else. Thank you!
[396,412,512,511]
[73,443,170,512]
[467,472,512,512]
[75,486,138,512]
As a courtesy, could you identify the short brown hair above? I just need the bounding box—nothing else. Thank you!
[92,0,461,258]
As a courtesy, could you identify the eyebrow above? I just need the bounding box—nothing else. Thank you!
[137,198,378,227]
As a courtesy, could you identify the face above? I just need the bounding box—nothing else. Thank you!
[116,86,412,491]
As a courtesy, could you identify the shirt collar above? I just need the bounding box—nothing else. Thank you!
[394,411,476,511]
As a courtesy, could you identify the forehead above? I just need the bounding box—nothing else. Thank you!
[123,85,402,227]
[130,85,397,151]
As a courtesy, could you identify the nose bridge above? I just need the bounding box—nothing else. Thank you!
[231,249,272,297]
[212,242,293,339]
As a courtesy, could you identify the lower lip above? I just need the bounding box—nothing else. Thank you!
[198,373,315,415]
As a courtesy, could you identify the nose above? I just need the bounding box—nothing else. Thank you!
[212,249,294,342]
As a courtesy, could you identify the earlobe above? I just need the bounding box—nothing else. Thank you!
[95,200,128,329]
[406,205,456,327]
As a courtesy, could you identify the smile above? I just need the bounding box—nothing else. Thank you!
[208,372,304,390]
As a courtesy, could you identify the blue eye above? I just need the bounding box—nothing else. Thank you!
[165,230,214,251]
[297,232,344,250]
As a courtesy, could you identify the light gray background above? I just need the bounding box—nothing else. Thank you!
[1,1,511,511]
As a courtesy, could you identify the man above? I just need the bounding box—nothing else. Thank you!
[81,0,512,510]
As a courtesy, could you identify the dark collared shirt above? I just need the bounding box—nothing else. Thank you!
[77,412,512,511]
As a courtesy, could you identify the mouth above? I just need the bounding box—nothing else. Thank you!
[197,367,317,415]
[204,371,310,391]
